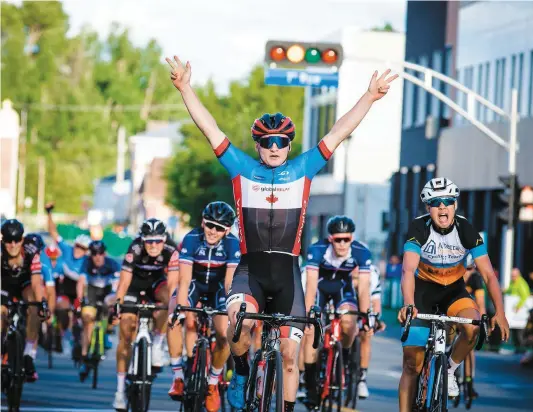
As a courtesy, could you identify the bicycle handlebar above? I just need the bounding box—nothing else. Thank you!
[401,308,490,348]
[232,303,323,349]
[120,303,168,311]
[168,304,227,328]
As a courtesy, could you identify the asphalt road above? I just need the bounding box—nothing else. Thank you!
[2,326,532,411]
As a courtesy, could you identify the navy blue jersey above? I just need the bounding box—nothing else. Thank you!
[306,239,372,281]
[179,227,240,285]
[81,256,121,288]
[214,138,332,255]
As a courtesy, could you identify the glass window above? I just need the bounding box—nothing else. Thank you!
[485,61,491,122]
[431,50,443,119]
[501,58,507,109]
[518,53,524,114]
[317,103,336,175]
[415,56,428,127]
[443,47,453,119]
[477,63,484,122]
[529,50,533,117]
[403,67,415,128]
[495,59,501,109]
[511,55,517,90]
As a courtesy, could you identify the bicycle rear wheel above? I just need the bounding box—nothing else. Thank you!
[46,324,54,369]
[427,353,448,412]
[260,350,283,412]
[348,337,361,409]
[7,331,24,412]
[322,341,343,412]
[185,339,208,412]
[91,325,101,389]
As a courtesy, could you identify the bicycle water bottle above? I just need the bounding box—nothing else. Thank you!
[256,359,266,399]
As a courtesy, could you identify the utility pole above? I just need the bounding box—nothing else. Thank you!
[16,109,27,214]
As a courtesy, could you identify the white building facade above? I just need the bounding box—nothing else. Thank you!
[303,27,405,259]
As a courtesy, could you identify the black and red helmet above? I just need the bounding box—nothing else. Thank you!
[251,112,295,141]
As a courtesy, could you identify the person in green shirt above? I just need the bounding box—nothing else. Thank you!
[504,268,531,353]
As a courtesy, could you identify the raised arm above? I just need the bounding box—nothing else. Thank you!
[45,202,60,242]
[322,69,398,152]
[166,56,225,149]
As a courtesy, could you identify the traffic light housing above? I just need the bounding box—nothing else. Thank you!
[265,40,343,70]
[497,175,520,225]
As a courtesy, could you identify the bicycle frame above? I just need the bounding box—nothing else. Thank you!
[129,309,153,378]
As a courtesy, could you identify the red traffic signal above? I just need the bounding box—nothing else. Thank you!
[265,40,343,69]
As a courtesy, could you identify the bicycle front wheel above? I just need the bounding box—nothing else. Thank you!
[129,338,152,412]
[186,339,208,412]
[7,330,25,412]
[427,353,448,412]
[260,350,283,412]
[322,341,343,412]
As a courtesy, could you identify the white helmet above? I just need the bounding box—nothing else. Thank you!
[74,234,91,249]
[420,177,459,203]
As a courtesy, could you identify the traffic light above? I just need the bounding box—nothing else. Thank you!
[265,40,343,70]
[519,186,533,222]
[497,175,520,225]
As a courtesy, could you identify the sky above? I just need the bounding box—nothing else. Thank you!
[61,0,407,93]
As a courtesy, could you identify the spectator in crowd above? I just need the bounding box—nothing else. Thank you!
[385,255,402,279]
[504,268,531,353]
[526,271,533,293]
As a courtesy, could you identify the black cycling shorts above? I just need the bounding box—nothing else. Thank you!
[85,284,114,308]
[122,274,167,314]
[316,278,357,310]
[226,252,305,342]
[188,280,226,310]
[56,276,78,304]
[402,277,478,347]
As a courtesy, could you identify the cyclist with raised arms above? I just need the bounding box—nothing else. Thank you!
[302,216,372,407]
[166,54,397,412]
[397,177,509,411]
[167,201,240,411]
[1,220,49,382]
[77,240,120,381]
[112,218,179,410]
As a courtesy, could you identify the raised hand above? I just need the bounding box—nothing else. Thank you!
[166,55,192,91]
[367,69,399,101]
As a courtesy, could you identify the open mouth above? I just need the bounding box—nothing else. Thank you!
[438,211,449,225]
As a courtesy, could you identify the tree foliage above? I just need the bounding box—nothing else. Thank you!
[1,2,183,213]
[165,67,305,225]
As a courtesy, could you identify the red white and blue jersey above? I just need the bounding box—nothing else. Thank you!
[214,138,332,255]
[179,227,240,285]
[306,239,373,281]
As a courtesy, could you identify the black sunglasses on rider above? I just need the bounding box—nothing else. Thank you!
[144,238,164,245]
[204,221,228,232]
[332,237,352,244]
[258,135,290,149]
[3,235,23,244]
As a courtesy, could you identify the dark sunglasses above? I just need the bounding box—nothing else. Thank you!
[3,237,22,244]
[333,237,352,244]
[427,197,456,208]
[205,221,227,232]
[144,239,164,245]
[258,136,290,149]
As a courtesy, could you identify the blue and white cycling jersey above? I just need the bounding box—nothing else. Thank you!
[179,227,240,286]
[214,138,332,255]
[57,237,86,281]
[306,239,373,280]
[81,257,120,289]
[40,251,56,287]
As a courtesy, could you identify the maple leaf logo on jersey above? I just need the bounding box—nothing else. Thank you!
[266,194,278,204]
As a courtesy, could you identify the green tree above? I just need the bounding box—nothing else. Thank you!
[371,22,396,33]
[1,1,183,214]
[165,66,304,225]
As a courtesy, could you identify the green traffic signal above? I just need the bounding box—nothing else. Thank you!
[304,48,321,64]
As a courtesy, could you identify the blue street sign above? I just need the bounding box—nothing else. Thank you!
[264,68,339,88]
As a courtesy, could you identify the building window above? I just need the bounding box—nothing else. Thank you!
[529,50,533,117]
[443,47,453,119]
[415,55,428,127]
[477,63,484,122]
[518,52,524,114]
[494,58,501,111]
[403,67,415,128]
[431,50,443,119]
[501,57,507,109]
[484,61,491,122]
[511,55,517,91]
[316,102,336,175]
